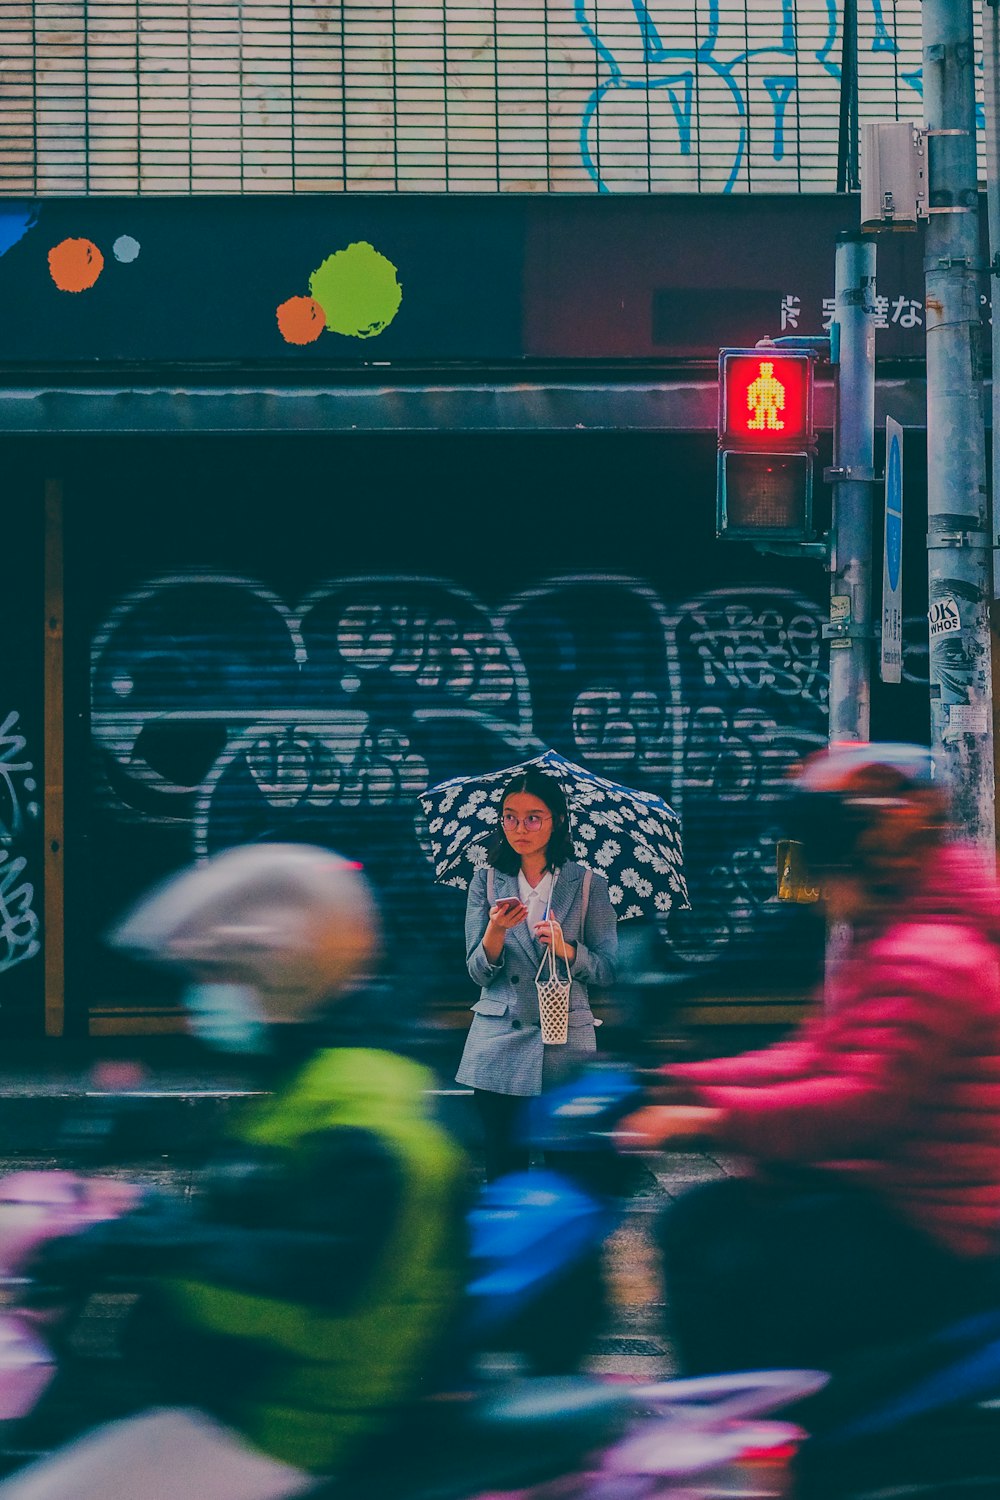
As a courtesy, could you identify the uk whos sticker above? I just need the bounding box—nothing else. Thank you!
[928,598,962,639]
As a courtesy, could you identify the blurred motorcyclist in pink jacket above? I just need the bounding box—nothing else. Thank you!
[620,744,1000,1375]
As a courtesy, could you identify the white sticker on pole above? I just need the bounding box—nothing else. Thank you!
[880,418,903,684]
[947,703,990,734]
[928,597,962,638]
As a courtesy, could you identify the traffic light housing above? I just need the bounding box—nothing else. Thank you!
[717,349,817,541]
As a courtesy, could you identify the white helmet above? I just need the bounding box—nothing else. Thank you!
[110,844,380,1025]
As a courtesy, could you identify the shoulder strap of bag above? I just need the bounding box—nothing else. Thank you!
[487,867,495,904]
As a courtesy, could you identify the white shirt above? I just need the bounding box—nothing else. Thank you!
[518,868,556,937]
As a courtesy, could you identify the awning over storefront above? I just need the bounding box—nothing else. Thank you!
[0,374,931,434]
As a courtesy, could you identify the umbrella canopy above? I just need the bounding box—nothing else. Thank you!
[417,749,688,920]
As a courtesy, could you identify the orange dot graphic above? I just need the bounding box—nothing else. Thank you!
[276,295,325,345]
[48,238,104,293]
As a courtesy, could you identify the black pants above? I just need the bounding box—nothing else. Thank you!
[472,1088,611,1373]
[474,1089,531,1182]
[659,1172,997,1376]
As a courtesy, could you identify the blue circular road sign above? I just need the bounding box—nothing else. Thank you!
[886,433,902,594]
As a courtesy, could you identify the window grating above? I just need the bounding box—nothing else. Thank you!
[0,1,963,195]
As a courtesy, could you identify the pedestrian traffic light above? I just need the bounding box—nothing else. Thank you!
[717,348,817,542]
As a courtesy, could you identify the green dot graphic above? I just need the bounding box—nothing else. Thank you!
[308,242,402,339]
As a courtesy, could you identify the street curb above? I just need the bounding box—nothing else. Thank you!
[0,1087,479,1155]
[0,1091,264,1155]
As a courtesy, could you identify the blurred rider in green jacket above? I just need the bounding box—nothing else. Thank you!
[7,845,468,1500]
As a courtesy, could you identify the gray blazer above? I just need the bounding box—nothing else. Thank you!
[455,861,618,1097]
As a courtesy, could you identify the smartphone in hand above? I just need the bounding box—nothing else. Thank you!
[492,896,527,927]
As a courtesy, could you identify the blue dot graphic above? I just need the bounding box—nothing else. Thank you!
[113,236,140,264]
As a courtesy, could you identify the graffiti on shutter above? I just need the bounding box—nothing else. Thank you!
[90,570,836,989]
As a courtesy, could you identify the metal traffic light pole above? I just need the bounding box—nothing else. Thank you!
[824,232,878,744]
[762,235,877,745]
[741,249,877,986]
[715,240,879,750]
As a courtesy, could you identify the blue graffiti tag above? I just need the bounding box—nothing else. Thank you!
[575,0,929,192]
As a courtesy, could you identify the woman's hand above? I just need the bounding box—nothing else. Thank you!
[488,897,528,932]
[614,1104,723,1151]
[535,919,576,963]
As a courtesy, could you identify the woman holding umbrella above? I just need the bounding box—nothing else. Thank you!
[456,766,618,1181]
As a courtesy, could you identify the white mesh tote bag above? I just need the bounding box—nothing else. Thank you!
[533,869,591,1045]
[534,935,572,1045]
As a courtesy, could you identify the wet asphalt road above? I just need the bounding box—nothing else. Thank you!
[0,1146,738,1382]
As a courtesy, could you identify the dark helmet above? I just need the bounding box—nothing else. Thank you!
[778,743,947,902]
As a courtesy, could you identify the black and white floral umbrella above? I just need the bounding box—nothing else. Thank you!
[417,749,688,920]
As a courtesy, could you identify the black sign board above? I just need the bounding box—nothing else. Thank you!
[0,193,984,368]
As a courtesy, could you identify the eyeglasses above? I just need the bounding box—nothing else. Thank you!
[502,811,552,832]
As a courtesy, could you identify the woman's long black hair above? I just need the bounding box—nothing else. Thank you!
[486,766,574,874]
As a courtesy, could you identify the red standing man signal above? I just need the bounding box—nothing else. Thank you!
[746,360,786,432]
[716,348,817,541]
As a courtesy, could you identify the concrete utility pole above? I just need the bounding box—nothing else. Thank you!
[923,0,995,854]
[984,0,1000,634]
[826,232,877,742]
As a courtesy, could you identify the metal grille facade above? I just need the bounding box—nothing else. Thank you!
[0,2,963,195]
